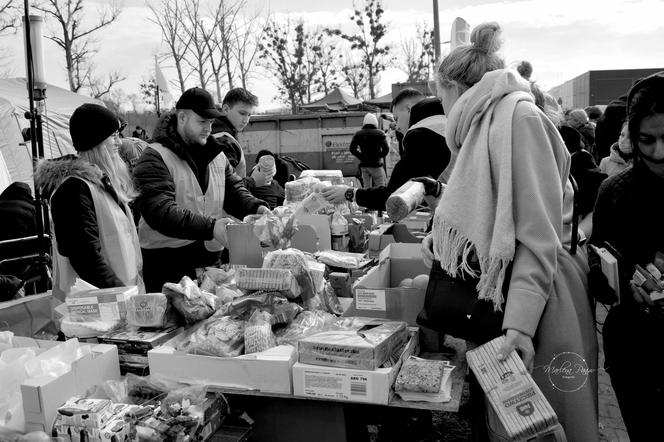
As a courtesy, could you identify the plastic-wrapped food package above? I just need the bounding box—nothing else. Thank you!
[299,169,344,185]
[199,267,236,293]
[126,293,169,328]
[395,357,446,393]
[315,250,372,269]
[249,209,298,251]
[176,313,245,357]
[0,331,13,353]
[284,177,320,204]
[263,249,316,300]
[274,310,337,347]
[386,180,425,222]
[236,268,301,299]
[162,276,219,324]
[320,281,343,315]
[244,310,277,354]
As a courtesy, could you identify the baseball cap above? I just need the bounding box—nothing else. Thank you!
[176,87,222,119]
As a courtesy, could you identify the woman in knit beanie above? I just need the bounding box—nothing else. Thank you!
[35,103,143,300]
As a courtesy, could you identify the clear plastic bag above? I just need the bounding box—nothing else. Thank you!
[176,313,245,357]
[162,276,219,323]
[244,310,276,354]
[274,310,337,346]
[263,248,316,300]
[126,293,170,328]
[248,208,298,250]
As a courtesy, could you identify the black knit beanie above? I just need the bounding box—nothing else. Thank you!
[69,103,120,152]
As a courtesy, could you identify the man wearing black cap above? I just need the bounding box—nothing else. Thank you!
[133,87,270,292]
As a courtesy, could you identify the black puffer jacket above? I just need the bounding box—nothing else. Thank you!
[355,98,450,210]
[349,125,390,167]
[134,112,265,241]
[35,155,127,288]
[0,182,36,241]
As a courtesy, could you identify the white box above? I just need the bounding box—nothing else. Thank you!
[65,286,137,322]
[13,337,121,433]
[292,330,419,405]
[148,344,297,394]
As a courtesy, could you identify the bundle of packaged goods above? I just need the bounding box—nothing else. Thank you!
[632,251,664,301]
[467,336,562,441]
[298,169,344,185]
[394,357,455,403]
[292,319,420,404]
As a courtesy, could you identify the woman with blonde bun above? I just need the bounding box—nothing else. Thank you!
[421,22,598,441]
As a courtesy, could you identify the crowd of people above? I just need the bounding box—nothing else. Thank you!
[0,17,662,442]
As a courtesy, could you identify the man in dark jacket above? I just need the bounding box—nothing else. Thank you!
[322,97,450,211]
[350,113,390,188]
[134,88,270,291]
[0,182,37,281]
[243,150,285,210]
[211,88,258,178]
[595,95,627,162]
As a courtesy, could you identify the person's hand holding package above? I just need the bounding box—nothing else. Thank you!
[412,177,445,208]
[497,329,535,373]
[321,185,352,204]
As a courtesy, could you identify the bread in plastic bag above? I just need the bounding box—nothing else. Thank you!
[126,293,169,328]
[244,310,277,354]
[236,268,301,298]
[162,276,219,324]
[386,180,425,222]
[263,248,316,300]
[175,313,244,357]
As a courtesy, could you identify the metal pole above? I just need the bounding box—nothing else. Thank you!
[433,0,441,61]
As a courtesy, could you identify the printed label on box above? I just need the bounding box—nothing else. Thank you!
[302,369,372,400]
[355,289,386,311]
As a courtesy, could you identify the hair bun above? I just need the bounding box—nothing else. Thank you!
[470,22,502,55]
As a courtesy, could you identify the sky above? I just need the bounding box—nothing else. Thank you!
[2,0,664,112]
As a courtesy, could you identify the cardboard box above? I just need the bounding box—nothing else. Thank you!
[293,329,419,405]
[148,344,297,394]
[14,337,121,433]
[367,223,421,258]
[345,243,429,326]
[65,286,137,322]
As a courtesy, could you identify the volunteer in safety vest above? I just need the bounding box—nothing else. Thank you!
[35,103,143,300]
[134,87,270,292]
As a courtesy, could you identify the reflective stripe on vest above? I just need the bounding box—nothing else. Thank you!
[138,143,227,252]
[52,177,142,299]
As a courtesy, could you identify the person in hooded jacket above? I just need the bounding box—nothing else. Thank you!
[35,104,143,300]
[595,95,628,162]
[133,88,269,292]
[589,71,664,442]
[321,97,450,209]
[349,113,390,188]
[599,121,633,177]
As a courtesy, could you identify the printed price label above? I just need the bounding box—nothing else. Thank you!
[355,289,386,311]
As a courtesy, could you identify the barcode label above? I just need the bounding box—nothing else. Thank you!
[350,382,367,396]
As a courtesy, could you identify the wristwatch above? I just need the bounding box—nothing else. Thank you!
[345,188,355,202]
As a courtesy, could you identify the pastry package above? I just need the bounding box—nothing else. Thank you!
[467,336,560,441]
[244,310,277,354]
[236,268,301,298]
[298,318,408,370]
[386,180,425,222]
[263,249,316,300]
[162,276,218,324]
[175,313,244,357]
[126,293,169,328]
[395,356,445,393]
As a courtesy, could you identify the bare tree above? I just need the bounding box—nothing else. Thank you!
[89,71,126,99]
[340,52,369,99]
[178,0,212,90]
[230,7,265,90]
[400,23,434,83]
[313,34,342,95]
[0,0,17,35]
[33,0,121,93]
[147,0,191,94]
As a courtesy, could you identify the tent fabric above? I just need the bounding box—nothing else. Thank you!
[0,78,102,188]
[364,92,392,109]
[300,87,364,111]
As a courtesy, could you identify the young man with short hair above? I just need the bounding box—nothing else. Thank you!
[391,88,425,156]
[212,88,259,178]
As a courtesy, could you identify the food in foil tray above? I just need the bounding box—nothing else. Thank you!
[395,357,446,393]
[236,268,301,298]
[175,313,245,357]
[126,293,170,328]
[263,248,316,300]
[386,180,425,222]
[298,318,408,370]
[162,276,219,324]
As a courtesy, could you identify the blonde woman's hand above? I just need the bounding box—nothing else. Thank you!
[497,329,535,373]
[421,233,435,268]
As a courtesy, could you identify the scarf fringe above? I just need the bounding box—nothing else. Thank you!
[434,222,509,311]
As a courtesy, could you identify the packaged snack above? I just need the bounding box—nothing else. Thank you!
[386,181,425,222]
[315,250,372,269]
[249,209,298,251]
[395,357,446,393]
[299,169,344,185]
[162,276,219,324]
[320,281,343,315]
[56,398,113,429]
[244,310,277,354]
[236,268,301,298]
[126,293,169,328]
[263,249,316,300]
[175,313,245,357]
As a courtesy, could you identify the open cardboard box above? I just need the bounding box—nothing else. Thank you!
[292,328,419,405]
[148,342,297,394]
[367,223,421,258]
[345,243,429,326]
[11,337,121,432]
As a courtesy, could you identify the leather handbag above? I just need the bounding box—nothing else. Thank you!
[416,260,508,345]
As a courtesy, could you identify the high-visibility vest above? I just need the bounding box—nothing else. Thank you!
[138,143,227,252]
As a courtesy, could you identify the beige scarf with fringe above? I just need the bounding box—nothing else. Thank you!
[432,69,534,310]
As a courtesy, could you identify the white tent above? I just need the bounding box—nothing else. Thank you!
[0,78,103,190]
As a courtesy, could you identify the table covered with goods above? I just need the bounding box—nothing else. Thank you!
[0,171,565,442]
